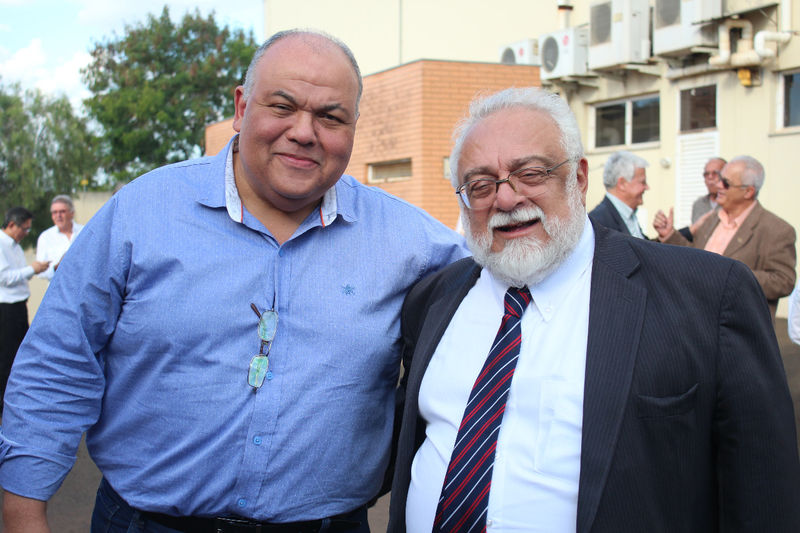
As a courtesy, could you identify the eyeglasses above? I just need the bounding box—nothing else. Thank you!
[702,170,720,178]
[249,303,278,389]
[719,176,751,190]
[455,159,571,210]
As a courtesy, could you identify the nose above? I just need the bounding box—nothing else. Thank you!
[493,179,526,211]
[287,112,316,146]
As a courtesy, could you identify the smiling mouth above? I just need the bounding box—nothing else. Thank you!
[495,218,539,233]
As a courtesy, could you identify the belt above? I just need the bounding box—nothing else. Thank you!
[141,509,364,532]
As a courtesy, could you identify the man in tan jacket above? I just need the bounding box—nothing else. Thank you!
[654,155,796,317]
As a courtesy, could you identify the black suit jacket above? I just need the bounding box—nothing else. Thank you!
[588,195,632,235]
[388,224,800,532]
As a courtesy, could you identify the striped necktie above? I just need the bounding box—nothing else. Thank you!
[433,286,532,532]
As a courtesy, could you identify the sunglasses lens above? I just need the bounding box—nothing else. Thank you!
[248,354,269,388]
[720,178,730,189]
[258,310,278,342]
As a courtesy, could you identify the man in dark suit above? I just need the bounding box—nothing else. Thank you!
[388,88,800,532]
[654,155,796,318]
[588,150,649,238]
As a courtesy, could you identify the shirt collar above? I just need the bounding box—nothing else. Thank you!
[0,230,16,247]
[486,215,595,323]
[717,200,757,230]
[222,134,343,228]
[606,192,636,220]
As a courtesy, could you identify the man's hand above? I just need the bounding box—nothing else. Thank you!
[2,491,49,533]
[31,261,50,274]
[652,208,674,241]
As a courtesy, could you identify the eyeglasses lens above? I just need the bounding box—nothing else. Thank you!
[249,309,278,389]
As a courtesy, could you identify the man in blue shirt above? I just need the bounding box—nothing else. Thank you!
[0,30,467,532]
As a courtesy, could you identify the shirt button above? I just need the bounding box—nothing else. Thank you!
[237,498,247,508]
[487,519,494,528]
[253,436,262,445]
[278,249,284,257]
[266,371,274,380]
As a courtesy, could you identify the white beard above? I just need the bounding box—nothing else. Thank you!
[463,180,586,287]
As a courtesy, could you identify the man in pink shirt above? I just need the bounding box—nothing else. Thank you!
[654,155,796,317]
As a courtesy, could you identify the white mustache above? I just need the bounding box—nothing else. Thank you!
[488,206,544,230]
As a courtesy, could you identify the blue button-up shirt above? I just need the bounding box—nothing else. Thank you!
[0,137,468,521]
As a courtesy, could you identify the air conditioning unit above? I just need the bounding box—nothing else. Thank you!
[499,39,540,66]
[539,26,589,80]
[653,0,722,56]
[588,0,650,70]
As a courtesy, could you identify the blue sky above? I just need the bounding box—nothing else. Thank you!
[0,0,264,106]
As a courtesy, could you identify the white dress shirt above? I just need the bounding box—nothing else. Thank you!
[35,222,83,280]
[788,284,800,346]
[0,231,34,303]
[407,217,594,532]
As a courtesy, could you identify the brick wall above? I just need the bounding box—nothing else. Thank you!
[347,60,539,228]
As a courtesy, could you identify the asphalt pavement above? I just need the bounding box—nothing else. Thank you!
[2,318,798,532]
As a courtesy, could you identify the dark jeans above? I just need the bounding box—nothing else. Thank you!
[0,300,28,411]
[91,478,370,533]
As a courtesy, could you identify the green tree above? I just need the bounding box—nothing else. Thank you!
[0,81,100,245]
[81,6,257,183]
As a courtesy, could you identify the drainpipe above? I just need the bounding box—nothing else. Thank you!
[753,31,793,60]
[709,18,754,66]
[558,1,573,30]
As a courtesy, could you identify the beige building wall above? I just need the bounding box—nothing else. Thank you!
[263,0,587,76]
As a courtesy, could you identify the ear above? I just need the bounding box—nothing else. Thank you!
[576,158,589,205]
[232,85,246,133]
[615,176,628,191]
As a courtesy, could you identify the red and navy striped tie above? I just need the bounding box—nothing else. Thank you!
[432,286,532,533]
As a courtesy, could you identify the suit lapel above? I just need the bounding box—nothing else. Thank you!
[577,227,647,533]
[405,261,482,400]
[723,202,761,257]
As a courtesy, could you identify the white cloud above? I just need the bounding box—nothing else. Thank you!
[0,38,48,84]
[36,50,92,106]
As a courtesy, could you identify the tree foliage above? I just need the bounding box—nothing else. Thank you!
[0,80,100,245]
[81,6,257,183]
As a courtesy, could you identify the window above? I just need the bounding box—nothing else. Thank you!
[680,85,716,132]
[783,71,800,128]
[367,159,411,183]
[594,95,659,148]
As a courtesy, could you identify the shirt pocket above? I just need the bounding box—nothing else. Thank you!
[534,380,584,478]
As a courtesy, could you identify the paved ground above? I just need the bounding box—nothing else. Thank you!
[2,318,798,532]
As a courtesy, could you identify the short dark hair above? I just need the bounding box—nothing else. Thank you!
[3,207,33,229]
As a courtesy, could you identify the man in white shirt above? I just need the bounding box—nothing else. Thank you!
[0,207,49,411]
[387,87,800,532]
[36,195,83,281]
[588,151,649,238]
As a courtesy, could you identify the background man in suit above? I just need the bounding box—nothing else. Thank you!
[654,155,796,318]
[388,88,800,532]
[588,150,649,238]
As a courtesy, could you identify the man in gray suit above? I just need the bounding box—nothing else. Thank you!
[388,88,800,532]
[654,155,796,318]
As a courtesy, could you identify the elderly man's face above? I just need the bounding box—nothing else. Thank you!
[458,107,588,286]
[716,161,754,213]
[703,158,725,195]
[232,35,359,215]
[50,201,74,232]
